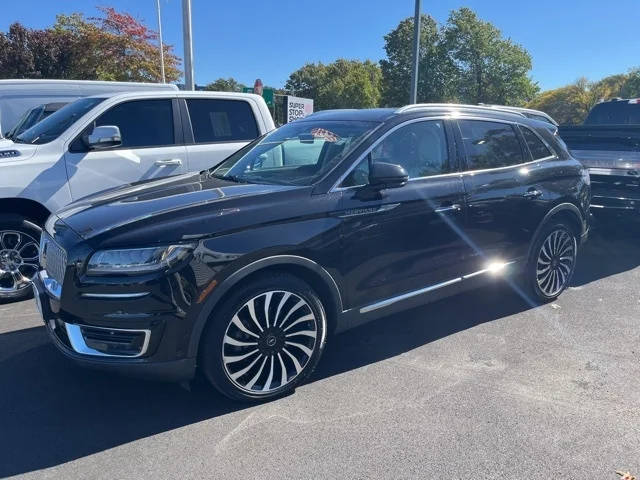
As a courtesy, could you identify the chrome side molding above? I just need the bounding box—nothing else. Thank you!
[359,262,516,314]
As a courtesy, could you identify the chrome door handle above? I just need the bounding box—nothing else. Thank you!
[522,189,542,199]
[435,203,462,213]
[155,159,182,166]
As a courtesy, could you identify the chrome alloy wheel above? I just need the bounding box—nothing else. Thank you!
[0,230,40,296]
[221,290,318,394]
[536,228,576,298]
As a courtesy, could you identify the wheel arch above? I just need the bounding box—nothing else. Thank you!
[188,255,343,358]
[0,197,51,226]
[527,202,584,261]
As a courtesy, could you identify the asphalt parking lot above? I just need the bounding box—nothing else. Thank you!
[1,224,639,480]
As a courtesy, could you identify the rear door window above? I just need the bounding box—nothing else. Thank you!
[186,99,258,143]
[521,126,552,160]
[459,120,525,170]
[96,99,175,148]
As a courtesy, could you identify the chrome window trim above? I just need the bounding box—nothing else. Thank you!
[331,114,558,193]
[331,116,452,192]
[458,155,555,176]
[519,124,557,160]
[64,322,151,358]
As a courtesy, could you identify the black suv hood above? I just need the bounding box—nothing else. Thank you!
[55,172,300,243]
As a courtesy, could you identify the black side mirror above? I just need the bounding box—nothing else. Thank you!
[368,162,409,189]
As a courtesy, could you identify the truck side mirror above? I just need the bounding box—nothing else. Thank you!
[86,125,122,150]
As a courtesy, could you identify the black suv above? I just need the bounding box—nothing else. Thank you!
[34,105,590,401]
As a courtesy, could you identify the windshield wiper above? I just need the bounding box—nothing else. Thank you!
[209,173,253,184]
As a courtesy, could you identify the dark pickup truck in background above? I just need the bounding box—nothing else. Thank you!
[559,98,640,220]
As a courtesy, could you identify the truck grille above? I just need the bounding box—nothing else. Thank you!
[39,233,67,284]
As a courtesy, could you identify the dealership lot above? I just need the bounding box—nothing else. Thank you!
[1,224,638,479]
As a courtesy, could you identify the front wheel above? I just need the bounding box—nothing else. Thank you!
[0,215,42,302]
[525,222,578,302]
[200,273,327,401]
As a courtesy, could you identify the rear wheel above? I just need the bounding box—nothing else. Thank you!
[0,215,41,302]
[200,273,327,401]
[525,222,577,302]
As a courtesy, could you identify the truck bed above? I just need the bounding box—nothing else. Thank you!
[558,125,640,217]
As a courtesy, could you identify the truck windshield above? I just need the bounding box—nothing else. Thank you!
[15,97,105,145]
[211,120,379,186]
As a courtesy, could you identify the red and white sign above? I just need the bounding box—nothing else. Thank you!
[286,96,314,123]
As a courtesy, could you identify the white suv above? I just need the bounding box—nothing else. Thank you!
[0,90,275,300]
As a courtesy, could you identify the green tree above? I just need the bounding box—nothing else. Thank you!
[528,71,640,125]
[284,63,327,102]
[621,68,640,98]
[380,14,455,106]
[527,83,589,125]
[285,59,382,110]
[443,8,538,105]
[203,77,246,92]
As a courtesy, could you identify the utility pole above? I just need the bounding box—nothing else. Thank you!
[409,0,422,104]
[156,0,166,83]
[182,0,195,90]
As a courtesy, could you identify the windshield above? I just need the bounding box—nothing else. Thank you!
[7,106,42,139]
[15,97,105,145]
[211,120,379,186]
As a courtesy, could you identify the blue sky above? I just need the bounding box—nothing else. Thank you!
[2,1,639,91]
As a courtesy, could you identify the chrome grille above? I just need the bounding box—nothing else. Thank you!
[40,233,67,284]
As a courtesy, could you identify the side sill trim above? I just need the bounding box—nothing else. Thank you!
[359,277,461,314]
[358,261,517,315]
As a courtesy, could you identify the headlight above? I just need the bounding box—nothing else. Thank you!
[87,245,194,275]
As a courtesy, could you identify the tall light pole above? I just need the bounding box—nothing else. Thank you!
[156,0,166,83]
[182,0,195,90]
[409,0,422,104]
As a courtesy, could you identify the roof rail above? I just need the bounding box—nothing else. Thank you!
[395,103,527,118]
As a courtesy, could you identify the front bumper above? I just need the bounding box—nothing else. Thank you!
[33,271,196,382]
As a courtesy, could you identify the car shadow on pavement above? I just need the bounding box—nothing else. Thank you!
[0,281,531,478]
[315,281,530,382]
[572,222,640,287]
[0,227,637,477]
[0,325,244,478]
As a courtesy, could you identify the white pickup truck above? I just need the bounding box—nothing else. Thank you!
[0,90,275,300]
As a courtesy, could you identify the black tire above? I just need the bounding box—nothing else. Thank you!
[523,221,578,303]
[200,273,327,402]
[0,214,42,302]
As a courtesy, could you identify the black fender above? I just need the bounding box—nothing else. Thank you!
[187,254,343,358]
[526,202,586,262]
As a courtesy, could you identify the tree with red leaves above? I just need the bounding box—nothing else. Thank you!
[0,7,181,83]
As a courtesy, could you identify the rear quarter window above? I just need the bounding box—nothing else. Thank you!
[521,126,552,160]
[186,99,259,143]
[459,120,525,170]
